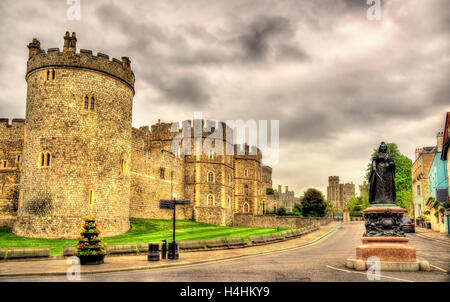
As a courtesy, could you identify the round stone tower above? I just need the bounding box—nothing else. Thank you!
[13,32,135,238]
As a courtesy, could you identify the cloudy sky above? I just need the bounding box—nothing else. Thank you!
[0,0,449,197]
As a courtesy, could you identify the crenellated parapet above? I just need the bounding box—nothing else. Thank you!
[149,119,234,143]
[26,32,135,91]
[234,144,262,162]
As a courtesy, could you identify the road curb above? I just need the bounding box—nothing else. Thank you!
[0,228,338,278]
[414,232,450,246]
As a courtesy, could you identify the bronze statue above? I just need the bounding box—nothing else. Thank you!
[368,142,396,205]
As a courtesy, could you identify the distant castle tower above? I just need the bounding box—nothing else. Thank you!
[13,32,135,238]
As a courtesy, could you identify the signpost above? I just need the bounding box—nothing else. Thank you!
[159,171,190,259]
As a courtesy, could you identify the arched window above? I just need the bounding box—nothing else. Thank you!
[207,194,214,206]
[244,169,248,177]
[38,151,52,168]
[90,97,95,111]
[52,69,56,80]
[207,172,214,183]
[84,96,89,109]
[244,185,249,195]
[243,203,250,213]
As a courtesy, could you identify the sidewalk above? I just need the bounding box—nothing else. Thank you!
[0,225,339,277]
[415,227,450,245]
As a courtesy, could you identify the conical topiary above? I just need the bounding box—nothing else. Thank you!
[74,216,108,265]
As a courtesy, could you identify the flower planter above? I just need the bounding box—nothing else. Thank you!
[78,254,106,265]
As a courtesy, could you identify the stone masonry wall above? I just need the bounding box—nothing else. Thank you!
[233,212,332,229]
[0,119,24,226]
[129,127,191,220]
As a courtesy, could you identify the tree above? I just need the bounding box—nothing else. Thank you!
[293,203,303,215]
[365,143,412,211]
[301,188,327,217]
[74,217,108,262]
[276,206,287,216]
[346,196,368,212]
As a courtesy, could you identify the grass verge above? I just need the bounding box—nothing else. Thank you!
[0,218,290,255]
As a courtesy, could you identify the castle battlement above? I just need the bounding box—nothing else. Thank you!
[26,32,135,90]
[149,119,234,142]
[0,118,25,129]
[234,144,262,160]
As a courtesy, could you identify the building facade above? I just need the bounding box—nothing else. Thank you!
[0,33,273,238]
[439,112,450,234]
[326,176,355,212]
[265,185,301,213]
[412,146,436,219]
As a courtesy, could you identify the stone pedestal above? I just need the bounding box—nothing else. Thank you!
[356,237,416,262]
[346,205,425,272]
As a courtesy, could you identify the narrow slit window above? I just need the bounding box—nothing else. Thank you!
[89,189,95,207]
[47,70,50,81]
[46,152,51,166]
[90,97,95,111]
[52,69,55,80]
[84,96,89,109]
[41,153,45,167]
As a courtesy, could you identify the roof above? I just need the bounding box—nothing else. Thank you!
[441,112,450,161]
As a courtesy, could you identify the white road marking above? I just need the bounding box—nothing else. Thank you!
[326,265,415,282]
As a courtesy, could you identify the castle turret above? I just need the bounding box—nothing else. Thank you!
[13,32,135,238]
[27,38,41,58]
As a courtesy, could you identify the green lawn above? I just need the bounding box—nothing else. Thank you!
[0,218,289,255]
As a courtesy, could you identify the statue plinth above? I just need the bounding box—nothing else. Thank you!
[356,237,416,262]
[346,205,420,271]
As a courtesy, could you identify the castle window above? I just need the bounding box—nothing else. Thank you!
[244,169,248,177]
[208,149,214,159]
[88,189,95,207]
[52,69,56,80]
[227,196,231,208]
[120,158,128,175]
[243,202,250,213]
[15,154,21,164]
[46,70,50,81]
[244,185,249,195]
[82,95,96,111]
[160,168,165,179]
[90,97,95,111]
[38,151,52,168]
[207,194,214,206]
[1,160,6,169]
[207,172,214,183]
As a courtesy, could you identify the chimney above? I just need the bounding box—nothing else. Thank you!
[437,132,444,153]
[415,148,420,160]
[285,186,289,193]
[63,31,77,53]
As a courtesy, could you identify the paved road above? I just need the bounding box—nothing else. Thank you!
[1,222,448,282]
